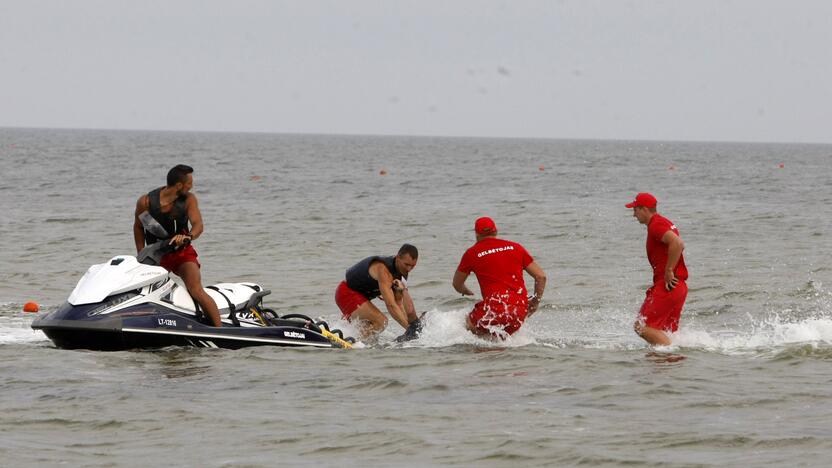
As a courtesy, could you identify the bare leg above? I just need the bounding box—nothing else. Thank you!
[465,314,483,335]
[350,301,388,340]
[634,322,671,346]
[465,315,502,341]
[177,262,222,327]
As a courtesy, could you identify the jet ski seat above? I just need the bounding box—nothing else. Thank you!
[169,282,264,315]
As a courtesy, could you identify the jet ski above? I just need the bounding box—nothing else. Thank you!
[32,244,355,351]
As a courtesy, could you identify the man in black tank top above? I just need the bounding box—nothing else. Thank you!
[132,164,222,327]
[335,244,420,340]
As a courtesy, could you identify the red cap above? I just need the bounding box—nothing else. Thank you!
[474,217,497,235]
[625,192,657,209]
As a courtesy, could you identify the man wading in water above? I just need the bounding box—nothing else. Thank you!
[627,192,688,345]
[335,244,421,341]
[453,217,547,339]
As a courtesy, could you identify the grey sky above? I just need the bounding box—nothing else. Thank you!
[2,0,830,143]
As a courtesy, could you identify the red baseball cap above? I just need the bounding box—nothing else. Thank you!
[474,216,497,235]
[625,192,657,209]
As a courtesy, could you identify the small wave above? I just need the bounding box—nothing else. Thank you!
[790,280,827,300]
[44,217,90,224]
[409,279,445,288]
[399,221,428,228]
[671,316,832,356]
[0,311,47,345]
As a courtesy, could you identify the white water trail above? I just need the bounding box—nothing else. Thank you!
[0,304,47,344]
[672,316,832,355]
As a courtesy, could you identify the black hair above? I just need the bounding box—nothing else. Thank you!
[398,243,419,259]
[167,164,194,187]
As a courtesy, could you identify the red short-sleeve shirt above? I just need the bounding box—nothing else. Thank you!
[457,237,534,300]
[646,214,688,285]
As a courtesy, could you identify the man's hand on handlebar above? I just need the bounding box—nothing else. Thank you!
[168,234,192,248]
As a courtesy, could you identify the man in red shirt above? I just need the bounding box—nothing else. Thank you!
[452,217,547,338]
[626,193,688,346]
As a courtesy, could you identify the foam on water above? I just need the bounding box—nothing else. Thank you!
[0,304,47,345]
[396,307,538,348]
[12,304,832,355]
[376,300,832,356]
[317,308,538,349]
[669,282,832,354]
[672,315,832,355]
[7,275,832,355]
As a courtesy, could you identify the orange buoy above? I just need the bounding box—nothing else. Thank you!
[379,169,388,176]
[668,165,676,171]
[778,163,784,168]
[249,175,262,181]
[538,165,545,171]
[23,302,39,313]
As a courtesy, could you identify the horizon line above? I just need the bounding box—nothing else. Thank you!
[1,124,830,147]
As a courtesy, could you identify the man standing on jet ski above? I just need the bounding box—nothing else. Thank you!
[335,244,421,339]
[132,164,222,327]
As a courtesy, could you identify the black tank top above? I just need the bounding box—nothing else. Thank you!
[144,187,189,245]
[345,255,404,299]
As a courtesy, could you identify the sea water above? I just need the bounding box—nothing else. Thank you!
[1,128,831,466]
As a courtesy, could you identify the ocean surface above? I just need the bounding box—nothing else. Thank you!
[1,127,831,467]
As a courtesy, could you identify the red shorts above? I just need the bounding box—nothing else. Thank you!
[468,294,528,337]
[335,281,369,320]
[638,281,688,332]
[160,244,201,273]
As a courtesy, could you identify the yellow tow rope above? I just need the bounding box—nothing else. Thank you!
[249,307,268,326]
[319,328,353,349]
[251,307,353,349]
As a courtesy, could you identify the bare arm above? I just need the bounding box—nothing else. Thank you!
[400,286,418,323]
[133,196,148,254]
[370,262,410,329]
[452,270,475,296]
[661,231,685,290]
[185,194,203,240]
[524,261,547,316]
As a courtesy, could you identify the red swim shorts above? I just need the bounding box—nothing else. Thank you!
[638,281,688,332]
[159,244,201,273]
[468,294,528,337]
[335,281,369,320]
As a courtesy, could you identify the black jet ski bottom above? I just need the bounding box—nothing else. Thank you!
[33,307,348,351]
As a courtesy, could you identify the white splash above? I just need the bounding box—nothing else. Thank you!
[672,315,832,354]
[389,308,538,348]
[376,303,832,355]
[0,311,47,344]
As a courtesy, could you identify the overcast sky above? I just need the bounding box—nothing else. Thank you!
[2,1,831,143]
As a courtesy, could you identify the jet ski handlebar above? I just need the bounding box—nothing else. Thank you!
[244,289,271,312]
[137,237,191,266]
